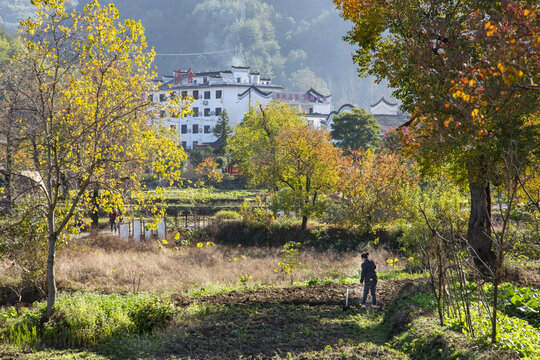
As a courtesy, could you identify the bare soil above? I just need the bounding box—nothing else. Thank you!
[173,280,406,309]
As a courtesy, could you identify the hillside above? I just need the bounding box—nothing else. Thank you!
[0,0,393,109]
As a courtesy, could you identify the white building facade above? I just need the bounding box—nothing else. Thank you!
[151,66,331,150]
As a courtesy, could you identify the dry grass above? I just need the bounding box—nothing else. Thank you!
[53,233,399,294]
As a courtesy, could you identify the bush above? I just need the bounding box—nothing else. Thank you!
[0,198,71,295]
[214,210,242,220]
[128,299,175,334]
[0,292,177,348]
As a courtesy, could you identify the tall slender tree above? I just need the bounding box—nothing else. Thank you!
[3,0,190,316]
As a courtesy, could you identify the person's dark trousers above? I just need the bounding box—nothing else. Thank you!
[361,279,377,305]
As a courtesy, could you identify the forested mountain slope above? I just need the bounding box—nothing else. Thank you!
[0,0,392,108]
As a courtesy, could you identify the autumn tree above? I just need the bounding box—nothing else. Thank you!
[229,101,304,188]
[271,125,344,230]
[330,108,380,151]
[230,102,342,230]
[338,149,418,231]
[1,0,190,316]
[334,0,540,271]
[194,157,223,187]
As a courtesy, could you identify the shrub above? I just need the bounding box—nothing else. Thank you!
[0,292,177,348]
[128,299,175,334]
[0,198,71,295]
[214,210,242,220]
[240,200,273,230]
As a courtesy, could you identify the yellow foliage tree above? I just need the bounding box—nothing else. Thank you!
[3,0,190,316]
[194,157,223,187]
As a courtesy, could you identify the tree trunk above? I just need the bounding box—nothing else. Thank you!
[91,188,99,228]
[467,179,496,271]
[3,133,13,212]
[46,230,57,317]
[301,215,308,231]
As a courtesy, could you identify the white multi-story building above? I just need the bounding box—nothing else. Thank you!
[150,66,332,150]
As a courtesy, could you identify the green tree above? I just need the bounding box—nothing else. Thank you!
[231,102,343,230]
[3,0,189,317]
[330,108,380,151]
[229,101,304,188]
[212,109,233,155]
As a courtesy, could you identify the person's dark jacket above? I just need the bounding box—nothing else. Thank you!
[360,259,377,283]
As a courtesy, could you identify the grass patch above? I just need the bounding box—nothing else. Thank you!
[214,210,242,220]
[0,292,175,349]
[376,270,429,281]
[0,344,109,359]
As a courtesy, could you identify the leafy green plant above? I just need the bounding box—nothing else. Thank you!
[238,275,252,286]
[502,284,540,328]
[128,299,175,334]
[275,241,303,284]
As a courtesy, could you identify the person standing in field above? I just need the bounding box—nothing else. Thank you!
[360,253,377,309]
[109,208,118,232]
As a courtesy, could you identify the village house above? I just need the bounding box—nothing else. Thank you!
[324,97,409,134]
[150,66,332,150]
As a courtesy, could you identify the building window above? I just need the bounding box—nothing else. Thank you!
[204,125,211,133]
[181,124,187,134]
[237,78,241,83]
[309,107,313,114]
[159,93,166,102]
[192,107,199,117]
[203,76,208,83]
[170,124,177,130]
[193,124,199,134]
[193,90,199,99]
[181,91,188,98]
[216,90,222,99]
[160,110,166,118]
[181,141,187,149]
[148,94,153,102]
[204,108,210,117]
[170,91,176,99]
[215,107,222,116]
[204,91,211,99]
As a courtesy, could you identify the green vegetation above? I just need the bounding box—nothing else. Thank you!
[148,187,259,203]
[1,274,534,359]
[330,108,381,151]
[214,210,242,220]
[0,1,538,359]
[0,292,175,348]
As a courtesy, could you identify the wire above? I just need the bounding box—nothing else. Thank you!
[155,49,236,57]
